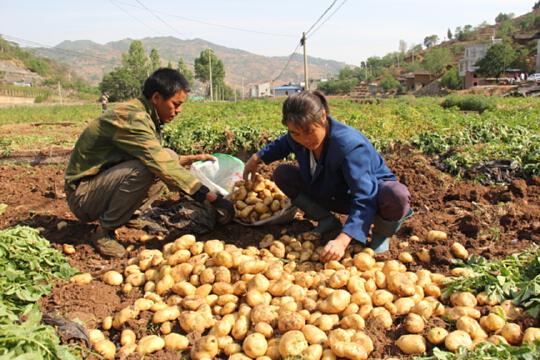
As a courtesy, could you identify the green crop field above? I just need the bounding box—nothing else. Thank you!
[1,96,538,178]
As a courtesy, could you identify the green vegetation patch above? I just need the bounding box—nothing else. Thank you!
[0,226,79,359]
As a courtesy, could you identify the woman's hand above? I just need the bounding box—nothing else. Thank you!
[320,232,353,262]
[179,154,217,166]
[243,154,261,181]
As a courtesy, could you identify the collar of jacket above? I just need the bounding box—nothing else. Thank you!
[139,97,162,130]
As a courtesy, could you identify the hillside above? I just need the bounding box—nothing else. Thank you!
[33,36,347,87]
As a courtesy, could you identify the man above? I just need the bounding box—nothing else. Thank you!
[65,68,233,257]
[99,93,109,112]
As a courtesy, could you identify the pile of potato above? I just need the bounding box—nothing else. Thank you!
[75,230,540,359]
[230,174,291,224]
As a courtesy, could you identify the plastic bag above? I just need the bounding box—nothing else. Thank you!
[190,153,244,196]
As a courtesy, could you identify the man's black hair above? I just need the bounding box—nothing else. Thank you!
[142,68,190,100]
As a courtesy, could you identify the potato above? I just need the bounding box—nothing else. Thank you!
[101,316,112,331]
[340,314,365,330]
[427,327,448,345]
[398,252,414,263]
[353,253,375,271]
[394,297,415,316]
[321,349,337,360]
[370,308,393,329]
[319,290,351,314]
[153,306,180,324]
[396,334,426,355]
[70,273,92,284]
[243,333,268,358]
[255,322,274,338]
[522,327,540,344]
[117,344,136,360]
[501,323,522,345]
[113,307,139,329]
[445,306,481,320]
[232,315,250,341]
[450,292,477,307]
[239,260,268,274]
[278,311,306,332]
[417,248,431,262]
[279,330,309,357]
[88,329,105,345]
[331,341,368,360]
[386,272,415,297]
[302,324,328,345]
[164,333,189,351]
[445,330,472,352]
[137,335,165,355]
[94,339,116,360]
[480,313,505,332]
[451,242,469,260]
[372,290,394,306]
[426,230,447,242]
[191,335,219,360]
[411,300,434,320]
[303,344,324,360]
[456,316,487,340]
[404,313,425,334]
[102,270,123,286]
[121,329,136,346]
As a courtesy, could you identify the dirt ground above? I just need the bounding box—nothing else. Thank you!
[1,148,539,359]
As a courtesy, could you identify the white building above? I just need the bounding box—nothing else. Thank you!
[458,39,502,76]
[249,82,271,98]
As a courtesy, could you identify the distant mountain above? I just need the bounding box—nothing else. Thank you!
[33,36,348,87]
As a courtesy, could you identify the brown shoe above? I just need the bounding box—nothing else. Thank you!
[93,229,126,258]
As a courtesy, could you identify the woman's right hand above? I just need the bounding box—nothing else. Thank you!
[243,154,261,181]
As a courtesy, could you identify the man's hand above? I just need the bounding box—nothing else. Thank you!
[179,154,216,166]
[243,154,261,181]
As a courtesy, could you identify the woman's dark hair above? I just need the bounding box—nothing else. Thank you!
[282,90,330,130]
[143,68,190,100]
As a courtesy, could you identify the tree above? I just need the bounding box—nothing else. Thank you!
[422,47,453,76]
[194,49,225,96]
[149,48,161,72]
[440,67,462,90]
[497,20,515,39]
[423,35,439,48]
[121,40,149,83]
[534,1,540,10]
[475,43,517,77]
[447,28,453,40]
[177,57,194,84]
[495,13,514,23]
[99,67,141,102]
[380,73,400,92]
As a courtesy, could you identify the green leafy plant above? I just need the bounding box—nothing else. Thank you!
[414,340,540,360]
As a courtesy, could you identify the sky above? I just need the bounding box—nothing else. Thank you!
[0,0,536,65]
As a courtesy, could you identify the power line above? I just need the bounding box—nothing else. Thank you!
[133,0,185,38]
[115,0,296,38]
[305,0,339,36]
[271,42,302,82]
[308,0,348,39]
[109,0,165,36]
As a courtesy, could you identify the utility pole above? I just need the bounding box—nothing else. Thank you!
[234,86,237,102]
[301,32,309,91]
[241,77,245,100]
[57,82,63,104]
[208,50,213,102]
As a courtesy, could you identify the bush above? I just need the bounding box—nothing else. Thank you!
[441,95,496,113]
[440,68,463,90]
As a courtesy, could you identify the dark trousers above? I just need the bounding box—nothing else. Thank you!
[273,164,410,221]
[66,151,176,230]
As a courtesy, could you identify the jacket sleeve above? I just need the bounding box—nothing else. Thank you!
[111,115,201,195]
[256,134,293,164]
[340,145,379,243]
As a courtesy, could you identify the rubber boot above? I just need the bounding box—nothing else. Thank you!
[293,193,341,240]
[370,209,414,253]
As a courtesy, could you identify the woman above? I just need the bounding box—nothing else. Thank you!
[244,91,412,262]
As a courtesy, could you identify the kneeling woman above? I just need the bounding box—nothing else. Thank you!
[244,91,412,262]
